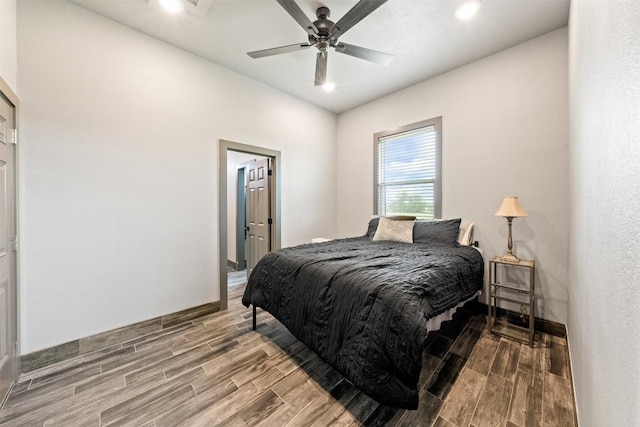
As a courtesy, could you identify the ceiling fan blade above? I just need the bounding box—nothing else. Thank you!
[334,42,394,65]
[329,0,388,39]
[276,0,318,36]
[314,51,327,86]
[248,43,312,59]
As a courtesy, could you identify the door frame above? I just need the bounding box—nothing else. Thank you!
[0,75,20,399]
[218,140,281,310]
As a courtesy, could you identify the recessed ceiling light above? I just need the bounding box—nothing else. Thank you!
[322,82,336,92]
[455,0,481,20]
[159,0,185,14]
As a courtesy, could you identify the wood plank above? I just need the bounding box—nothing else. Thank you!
[542,372,576,427]
[307,387,361,427]
[361,404,402,427]
[101,345,173,373]
[284,393,334,427]
[271,367,314,402]
[490,339,521,381]
[466,335,500,376]
[317,385,380,427]
[439,367,486,426]
[100,376,198,426]
[397,389,443,427]
[39,373,167,426]
[254,384,319,427]
[251,367,286,392]
[334,401,378,426]
[418,352,443,390]
[466,314,488,331]
[433,416,456,427]
[426,334,454,359]
[122,322,198,350]
[43,412,100,427]
[507,370,543,427]
[0,385,76,426]
[450,327,482,358]
[545,339,570,380]
[177,383,261,427]
[125,345,209,385]
[426,352,467,400]
[168,324,237,355]
[525,371,544,427]
[201,348,269,382]
[25,363,101,391]
[0,383,75,424]
[470,373,514,427]
[153,379,238,427]
[224,389,284,426]
[517,339,544,379]
[103,384,196,427]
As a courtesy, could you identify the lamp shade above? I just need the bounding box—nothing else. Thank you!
[494,196,528,218]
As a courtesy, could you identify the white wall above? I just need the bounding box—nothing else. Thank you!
[568,1,640,425]
[226,151,265,266]
[17,0,337,354]
[336,29,569,324]
[0,0,17,92]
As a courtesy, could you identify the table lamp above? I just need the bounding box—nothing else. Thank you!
[495,196,528,263]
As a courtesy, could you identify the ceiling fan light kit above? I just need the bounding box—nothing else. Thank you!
[248,0,394,87]
[158,0,185,14]
[322,82,336,92]
[456,0,481,20]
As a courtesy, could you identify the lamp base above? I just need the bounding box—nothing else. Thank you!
[498,253,521,263]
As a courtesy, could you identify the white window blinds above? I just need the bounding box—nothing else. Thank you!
[375,119,441,219]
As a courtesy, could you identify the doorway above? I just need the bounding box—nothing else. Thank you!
[226,153,268,273]
[0,77,19,407]
[218,140,281,310]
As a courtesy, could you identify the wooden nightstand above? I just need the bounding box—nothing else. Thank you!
[488,256,535,347]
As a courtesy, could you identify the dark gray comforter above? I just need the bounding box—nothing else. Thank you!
[241,237,484,408]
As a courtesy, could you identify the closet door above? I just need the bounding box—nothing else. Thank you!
[0,92,17,405]
[246,158,271,277]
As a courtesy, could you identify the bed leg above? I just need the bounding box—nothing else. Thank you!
[252,305,257,331]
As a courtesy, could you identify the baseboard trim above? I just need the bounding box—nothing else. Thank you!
[468,301,567,338]
[21,300,221,373]
[565,327,580,426]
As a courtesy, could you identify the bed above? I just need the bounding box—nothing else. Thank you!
[241,217,484,409]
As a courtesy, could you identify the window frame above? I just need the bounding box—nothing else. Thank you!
[373,116,443,219]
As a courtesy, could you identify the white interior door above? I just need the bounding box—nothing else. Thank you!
[0,93,17,404]
[246,158,271,278]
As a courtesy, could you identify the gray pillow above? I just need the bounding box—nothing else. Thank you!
[413,218,462,246]
[365,218,380,238]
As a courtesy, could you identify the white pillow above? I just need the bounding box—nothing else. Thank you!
[373,217,415,243]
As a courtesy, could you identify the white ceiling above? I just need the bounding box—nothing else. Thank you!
[69,0,570,113]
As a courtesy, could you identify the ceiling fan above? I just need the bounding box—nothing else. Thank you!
[247,0,394,87]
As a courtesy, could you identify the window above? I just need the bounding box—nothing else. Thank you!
[374,117,442,219]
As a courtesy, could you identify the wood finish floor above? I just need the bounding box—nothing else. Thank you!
[0,271,577,426]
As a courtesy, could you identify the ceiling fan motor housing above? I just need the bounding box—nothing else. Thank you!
[314,7,333,35]
[248,0,393,86]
